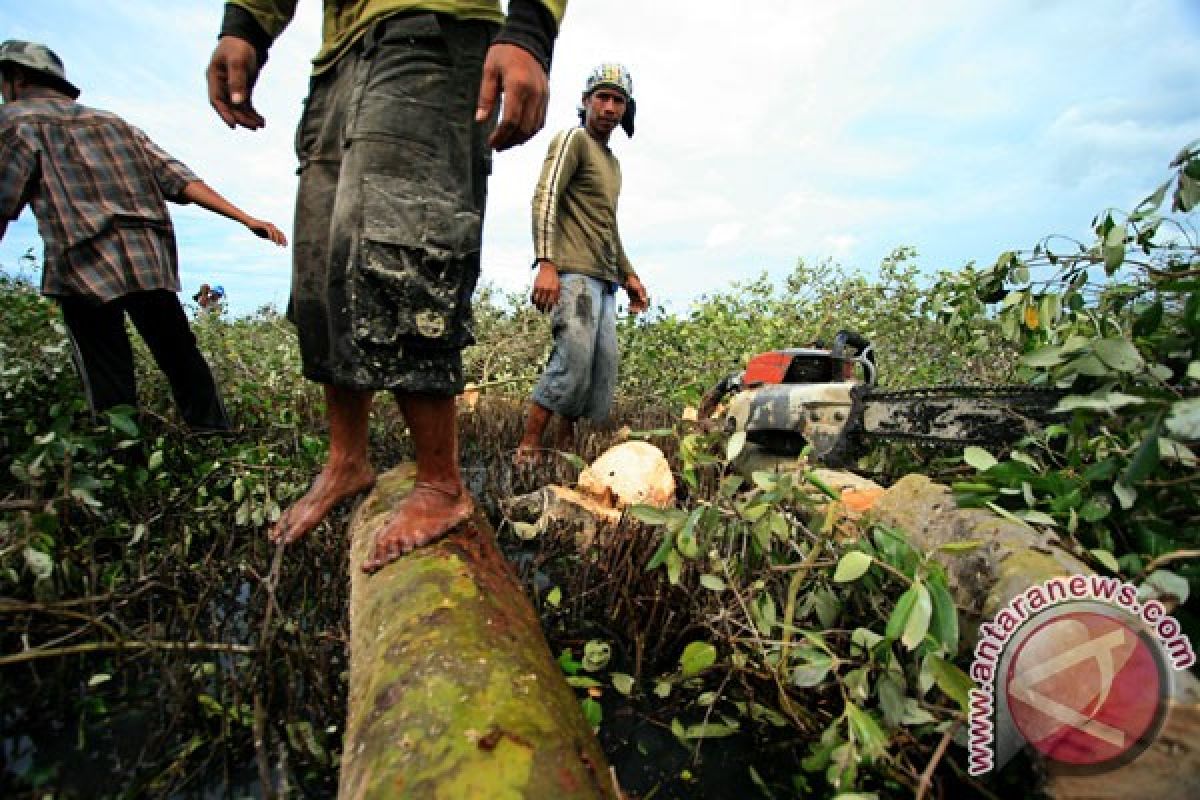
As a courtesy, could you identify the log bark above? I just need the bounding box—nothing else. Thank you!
[339,465,615,800]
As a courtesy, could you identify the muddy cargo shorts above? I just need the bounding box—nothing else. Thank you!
[532,273,619,421]
[289,12,496,394]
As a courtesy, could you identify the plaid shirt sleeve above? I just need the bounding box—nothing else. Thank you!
[129,126,200,203]
[0,122,37,220]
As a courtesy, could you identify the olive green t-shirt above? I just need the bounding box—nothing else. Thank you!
[531,126,635,284]
[227,0,566,73]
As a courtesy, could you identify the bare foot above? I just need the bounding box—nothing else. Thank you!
[270,462,376,544]
[361,482,474,573]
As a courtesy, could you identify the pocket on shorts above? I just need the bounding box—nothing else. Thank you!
[352,173,480,348]
[348,13,453,151]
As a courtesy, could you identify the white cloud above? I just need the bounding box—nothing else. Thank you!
[705,222,745,249]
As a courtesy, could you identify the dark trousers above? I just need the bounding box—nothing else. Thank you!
[58,290,230,431]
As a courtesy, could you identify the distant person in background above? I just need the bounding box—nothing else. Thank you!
[515,63,648,465]
[0,40,287,432]
[206,0,566,570]
[193,283,226,312]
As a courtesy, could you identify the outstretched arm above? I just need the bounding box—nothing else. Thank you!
[181,181,287,245]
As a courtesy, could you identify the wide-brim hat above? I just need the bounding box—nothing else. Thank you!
[0,40,80,98]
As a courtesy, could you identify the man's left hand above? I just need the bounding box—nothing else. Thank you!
[475,44,548,151]
[625,275,649,314]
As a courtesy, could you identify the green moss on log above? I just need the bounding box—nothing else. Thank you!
[339,465,614,800]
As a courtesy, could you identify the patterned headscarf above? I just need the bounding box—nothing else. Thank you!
[581,63,636,137]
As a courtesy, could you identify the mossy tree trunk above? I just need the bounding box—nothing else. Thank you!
[339,465,615,800]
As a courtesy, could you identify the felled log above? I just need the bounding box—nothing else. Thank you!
[339,465,615,800]
[870,475,1200,800]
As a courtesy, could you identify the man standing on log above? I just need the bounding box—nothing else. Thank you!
[206,0,567,571]
[515,64,648,465]
[0,40,287,433]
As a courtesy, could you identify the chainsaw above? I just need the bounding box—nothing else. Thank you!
[699,331,1066,467]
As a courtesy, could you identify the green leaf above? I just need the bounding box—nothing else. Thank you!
[1135,179,1170,216]
[877,674,906,728]
[1053,391,1146,414]
[582,640,611,672]
[560,452,587,470]
[1122,428,1162,485]
[926,654,973,712]
[680,641,718,677]
[1020,344,1067,368]
[676,720,740,740]
[1140,570,1191,605]
[666,549,683,585]
[1089,548,1120,574]
[845,703,889,761]
[557,649,582,675]
[1079,496,1112,522]
[580,697,603,728]
[901,582,932,651]
[699,574,727,591]
[645,529,674,571]
[1017,510,1058,527]
[545,587,562,608]
[726,430,747,461]
[1114,481,1137,509]
[832,551,873,583]
[611,673,635,696]
[886,585,919,642]
[1065,354,1112,377]
[792,651,834,688]
[927,579,960,654]
[963,446,998,471]
[676,508,703,559]
[1133,301,1164,337]
[1166,397,1200,440]
[630,504,673,525]
[1092,338,1144,372]
[566,676,603,689]
[105,409,139,437]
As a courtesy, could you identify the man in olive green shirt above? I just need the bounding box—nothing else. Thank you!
[206,0,566,571]
[516,64,648,465]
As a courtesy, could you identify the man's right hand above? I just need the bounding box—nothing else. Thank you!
[531,261,560,311]
[207,36,265,130]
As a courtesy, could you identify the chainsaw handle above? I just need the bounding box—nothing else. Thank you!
[831,330,876,385]
[698,372,742,419]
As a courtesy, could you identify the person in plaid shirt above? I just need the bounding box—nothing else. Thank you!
[0,40,286,431]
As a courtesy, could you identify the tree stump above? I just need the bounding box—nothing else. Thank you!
[339,465,615,800]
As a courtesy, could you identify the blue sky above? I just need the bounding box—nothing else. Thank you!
[3,1,1199,316]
